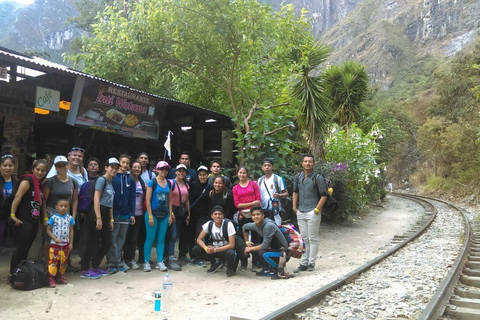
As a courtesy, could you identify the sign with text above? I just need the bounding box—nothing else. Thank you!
[0,67,8,79]
[35,86,60,111]
[74,81,160,140]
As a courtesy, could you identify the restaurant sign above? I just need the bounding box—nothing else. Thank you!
[36,86,60,112]
[74,81,160,140]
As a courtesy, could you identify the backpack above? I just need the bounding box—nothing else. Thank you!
[258,174,289,209]
[279,223,305,259]
[78,176,106,213]
[207,218,241,243]
[9,260,49,290]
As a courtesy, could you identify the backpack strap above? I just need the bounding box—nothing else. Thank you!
[208,219,230,242]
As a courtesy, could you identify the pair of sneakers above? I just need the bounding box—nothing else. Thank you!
[167,257,182,271]
[80,268,104,279]
[293,264,315,273]
[143,261,168,272]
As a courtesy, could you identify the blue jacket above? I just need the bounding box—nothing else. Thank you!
[112,172,136,219]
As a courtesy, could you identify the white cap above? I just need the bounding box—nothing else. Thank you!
[54,155,68,165]
[197,165,208,173]
[176,164,187,171]
[107,157,120,166]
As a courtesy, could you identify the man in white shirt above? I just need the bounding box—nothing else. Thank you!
[257,159,288,225]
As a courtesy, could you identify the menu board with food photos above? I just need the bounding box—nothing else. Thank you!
[74,81,161,140]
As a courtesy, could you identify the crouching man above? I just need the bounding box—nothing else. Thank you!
[243,206,293,280]
[192,206,244,277]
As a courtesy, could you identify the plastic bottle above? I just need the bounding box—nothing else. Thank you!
[161,273,173,312]
[154,290,162,312]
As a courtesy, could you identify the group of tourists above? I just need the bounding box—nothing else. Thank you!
[0,146,327,286]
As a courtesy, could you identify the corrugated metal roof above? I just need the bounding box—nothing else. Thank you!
[0,46,230,119]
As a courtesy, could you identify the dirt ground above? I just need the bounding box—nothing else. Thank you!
[0,195,422,320]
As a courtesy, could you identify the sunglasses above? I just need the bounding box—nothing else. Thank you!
[70,146,85,153]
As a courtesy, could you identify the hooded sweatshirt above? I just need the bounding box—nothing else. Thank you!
[112,172,136,219]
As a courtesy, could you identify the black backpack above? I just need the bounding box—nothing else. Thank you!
[207,218,242,243]
[312,173,338,215]
[10,260,49,290]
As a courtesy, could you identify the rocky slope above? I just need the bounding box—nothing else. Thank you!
[0,0,81,62]
[268,0,480,88]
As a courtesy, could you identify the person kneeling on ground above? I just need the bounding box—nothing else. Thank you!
[192,205,244,277]
[243,206,293,280]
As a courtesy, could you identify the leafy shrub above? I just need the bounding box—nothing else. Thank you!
[321,124,383,221]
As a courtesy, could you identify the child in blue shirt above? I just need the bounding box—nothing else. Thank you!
[46,198,75,288]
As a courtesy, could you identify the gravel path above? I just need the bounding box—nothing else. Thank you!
[0,195,433,320]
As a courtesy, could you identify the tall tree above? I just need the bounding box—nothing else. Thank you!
[68,0,314,165]
[290,40,331,158]
[324,61,369,134]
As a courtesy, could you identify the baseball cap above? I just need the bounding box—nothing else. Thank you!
[54,155,68,165]
[107,157,120,166]
[197,165,208,173]
[176,164,187,171]
[155,161,171,170]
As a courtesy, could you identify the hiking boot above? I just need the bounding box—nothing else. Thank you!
[49,276,56,288]
[143,262,151,272]
[226,267,234,277]
[55,275,68,285]
[156,261,168,271]
[107,267,118,274]
[128,260,140,270]
[80,269,101,279]
[307,264,315,271]
[92,268,109,277]
[293,264,308,273]
[207,260,222,273]
[167,257,182,271]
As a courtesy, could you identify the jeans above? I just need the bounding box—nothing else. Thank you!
[81,206,112,271]
[106,217,130,267]
[165,217,185,258]
[296,209,321,266]
[144,213,169,263]
[10,220,39,274]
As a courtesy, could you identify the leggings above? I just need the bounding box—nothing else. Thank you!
[81,206,112,271]
[10,220,39,274]
[144,213,169,263]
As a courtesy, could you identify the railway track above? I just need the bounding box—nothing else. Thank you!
[235,194,475,320]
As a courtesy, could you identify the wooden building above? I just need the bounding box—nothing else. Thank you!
[0,47,233,173]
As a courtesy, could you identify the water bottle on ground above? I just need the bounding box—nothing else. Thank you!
[154,290,161,312]
[161,273,173,312]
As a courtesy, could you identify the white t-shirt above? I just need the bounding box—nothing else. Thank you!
[258,174,286,210]
[202,220,236,248]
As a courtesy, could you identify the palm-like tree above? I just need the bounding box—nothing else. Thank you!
[324,61,369,134]
[290,40,331,158]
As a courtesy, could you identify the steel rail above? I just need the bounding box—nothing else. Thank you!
[418,197,472,319]
[244,194,438,320]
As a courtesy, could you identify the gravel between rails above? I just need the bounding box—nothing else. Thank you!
[293,199,465,320]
